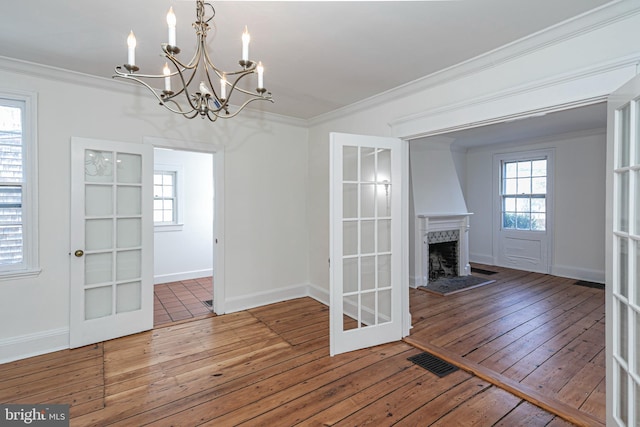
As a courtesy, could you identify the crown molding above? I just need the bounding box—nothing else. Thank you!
[0,55,308,129]
[308,0,640,127]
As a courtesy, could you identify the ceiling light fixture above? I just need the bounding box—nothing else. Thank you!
[113,0,273,122]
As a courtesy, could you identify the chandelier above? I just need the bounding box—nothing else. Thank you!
[113,0,273,122]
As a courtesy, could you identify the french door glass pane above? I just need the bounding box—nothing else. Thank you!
[618,172,629,233]
[85,286,112,320]
[361,256,375,291]
[117,186,141,216]
[343,183,357,218]
[85,253,112,285]
[378,149,391,182]
[85,219,113,251]
[619,364,629,425]
[619,104,630,168]
[378,254,391,288]
[117,218,141,248]
[618,299,628,364]
[619,237,629,299]
[85,185,112,216]
[116,153,142,184]
[361,148,375,182]
[361,220,375,254]
[116,250,141,281]
[636,241,640,306]
[343,294,358,331]
[361,183,375,217]
[343,221,357,256]
[343,146,358,181]
[378,289,391,323]
[361,292,375,324]
[378,220,391,252]
[343,258,358,293]
[85,150,113,182]
[116,281,141,313]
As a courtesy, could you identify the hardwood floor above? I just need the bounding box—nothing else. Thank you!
[0,265,604,426]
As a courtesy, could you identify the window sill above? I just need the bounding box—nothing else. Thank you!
[0,268,42,281]
[154,223,184,233]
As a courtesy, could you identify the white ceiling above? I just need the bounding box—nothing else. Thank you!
[0,0,613,122]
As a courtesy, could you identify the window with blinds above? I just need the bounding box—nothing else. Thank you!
[0,104,24,266]
[0,95,37,275]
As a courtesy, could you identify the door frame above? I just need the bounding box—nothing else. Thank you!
[143,137,226,314]
[492,148,555,274]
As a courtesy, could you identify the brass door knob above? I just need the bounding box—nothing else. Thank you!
[74,250,84,257]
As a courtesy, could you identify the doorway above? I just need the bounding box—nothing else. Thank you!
[144,136,225,326]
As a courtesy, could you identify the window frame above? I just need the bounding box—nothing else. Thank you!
[495,148,554,236]
[153,164,184,232]
[0,90,39,279]
[500,156,548,232]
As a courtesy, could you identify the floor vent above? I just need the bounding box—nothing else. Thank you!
[203,300,213,307]
[408,352,459,377]
[574,280,605,290]
[470,267,498,275]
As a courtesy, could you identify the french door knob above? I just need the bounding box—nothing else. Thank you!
[74,250,84,257]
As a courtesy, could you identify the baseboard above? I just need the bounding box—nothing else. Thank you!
[224,282,311,314]
[469,253,495,265]
[154,268,213,285]
[307,283,329,306]
[551,265,605,284]
[0,328,69,364]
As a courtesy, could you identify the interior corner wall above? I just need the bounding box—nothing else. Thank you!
[0,64,309,363]
[465,131,607,282]
[307,9,639,293]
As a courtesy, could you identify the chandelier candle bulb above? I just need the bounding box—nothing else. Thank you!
[162,63,171,91]
[167,7,177,47]
[127,31,136,65]
[220,75,227,100]
[257,61,264,89]
[242,26,250,62]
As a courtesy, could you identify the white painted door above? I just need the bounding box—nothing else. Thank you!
[329,132,408,356]
[70,138,153,348]
[493,149,554,273]
[606,75,640,427]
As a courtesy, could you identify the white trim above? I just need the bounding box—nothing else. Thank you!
[223,282,310,314]
[307,283,330,306]
[310,1,640,126]
[0,327,68,365]
[154,268,214,285]
[551,264,605,284]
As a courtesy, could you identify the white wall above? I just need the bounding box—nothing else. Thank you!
[153,148,214,284]
[465,130,607,281]
[307,2,640,293]
[0,62,309,362]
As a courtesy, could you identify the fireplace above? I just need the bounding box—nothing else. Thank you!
[414,213,472,287]
[428,230,459,281]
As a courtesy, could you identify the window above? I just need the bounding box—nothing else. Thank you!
[153,170,177,224]
[501,157,547,231]
[0,93,38,276]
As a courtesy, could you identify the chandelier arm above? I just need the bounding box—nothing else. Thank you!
[113,70,201,117]
[208,96,274,120]
[163,55,201,110]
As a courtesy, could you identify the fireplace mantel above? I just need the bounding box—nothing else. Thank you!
[413,213,473,287]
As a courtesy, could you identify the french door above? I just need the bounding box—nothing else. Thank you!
[329,132,408,356]
[606,74,640,426]
[69,138,153,348]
